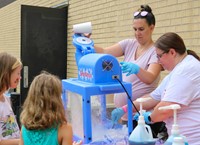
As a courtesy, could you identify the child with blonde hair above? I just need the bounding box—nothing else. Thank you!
[19,71,82,145]
[0,52,22,145]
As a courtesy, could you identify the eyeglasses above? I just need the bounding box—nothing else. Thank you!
[134,11,148,17]
[157,51,167,59]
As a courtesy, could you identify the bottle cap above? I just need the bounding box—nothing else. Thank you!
[172,136,184,145]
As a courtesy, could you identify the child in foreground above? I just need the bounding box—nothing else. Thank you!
[19,71,82,145]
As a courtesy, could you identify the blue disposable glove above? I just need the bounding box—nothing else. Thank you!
[120,62,140,76]
[111,108,125,124]
[133,111,153,124]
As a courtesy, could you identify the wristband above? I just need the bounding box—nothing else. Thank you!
[122,105,127,113]
[148,115,153,124]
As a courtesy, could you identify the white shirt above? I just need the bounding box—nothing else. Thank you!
[151,55,200,145]
[0,95,20,140]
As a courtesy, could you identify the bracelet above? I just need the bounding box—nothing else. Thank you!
[148,115,153,124]
[122,105,127,113]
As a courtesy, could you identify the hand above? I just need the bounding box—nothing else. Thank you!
[83,33,92,38]
[73,140,83,145]
[111,108,125,124]
[72,29,92,38]
[133,111,152,124]
[120,62,140,76]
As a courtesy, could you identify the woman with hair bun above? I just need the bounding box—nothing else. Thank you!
[83,4,166,140]
[98,4,162,123]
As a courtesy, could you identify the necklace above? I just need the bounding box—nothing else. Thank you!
[135,41,154,59]
[135,45,152,59]
[136,47,145,58]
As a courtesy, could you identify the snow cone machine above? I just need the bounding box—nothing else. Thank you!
[61,23,133,144]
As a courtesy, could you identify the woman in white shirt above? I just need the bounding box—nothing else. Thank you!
[126,32,200,145]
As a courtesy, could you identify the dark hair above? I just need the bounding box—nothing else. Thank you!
[134,4,156,26]
[155,32,200,61]
[187,49,200,61]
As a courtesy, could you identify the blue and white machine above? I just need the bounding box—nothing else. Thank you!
[62,28,133,144]
[73,34,122,84]
[73,34,95,66]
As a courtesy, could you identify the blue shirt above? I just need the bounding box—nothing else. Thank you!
[22,125,59,145]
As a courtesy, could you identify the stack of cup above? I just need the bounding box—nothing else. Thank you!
[73,22,92,34]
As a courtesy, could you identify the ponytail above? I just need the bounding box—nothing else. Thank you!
[187,50,200,61]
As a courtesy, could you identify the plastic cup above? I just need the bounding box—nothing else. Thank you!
[73,22,92,34]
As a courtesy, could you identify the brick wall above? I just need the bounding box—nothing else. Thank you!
[67,0,200,79]
[0,0,199,96]
[0,0,199,79]
[0,0,67,59]
[0,0,68,92]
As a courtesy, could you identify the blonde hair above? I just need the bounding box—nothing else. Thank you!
[0,52,22,91]
[20,71,67,130]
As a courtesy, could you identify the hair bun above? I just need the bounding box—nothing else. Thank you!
[141,4,152,13]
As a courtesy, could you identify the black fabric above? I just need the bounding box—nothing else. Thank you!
[132,120,168,141]
[121,119,168,142]
[10,92,21,128]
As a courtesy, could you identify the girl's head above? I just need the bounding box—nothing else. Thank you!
[0,52,22,92]
[20,71,67,130]
[155,32,199,70]
[133,5,156,45]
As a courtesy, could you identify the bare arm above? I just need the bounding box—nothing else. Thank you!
[94,43,124,57]
[122,94,159,113]
[75,33,123,57]
[94,38,162,84]
[0,139,19,145]
[84,33,123,56]
[19,130,24,145]
[58,123,73,145]
[133,97,176,123]
[150,101,176,123]
[59,123,82,145]
[132,94,160,112]
[136,63,163,84]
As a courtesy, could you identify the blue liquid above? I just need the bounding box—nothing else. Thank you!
[164,141,188,145]
[164,135,189,145]
[129,141,156,145]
